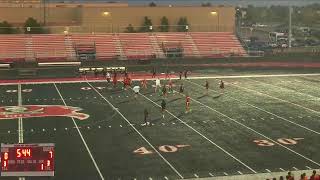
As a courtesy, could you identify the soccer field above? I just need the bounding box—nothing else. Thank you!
[0,71,320,180]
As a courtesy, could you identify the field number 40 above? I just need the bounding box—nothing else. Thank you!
[254,138,304,147]
[133,144,190,155]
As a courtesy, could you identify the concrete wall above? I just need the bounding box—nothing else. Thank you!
[0,6,235,33]
[80,6,235,33]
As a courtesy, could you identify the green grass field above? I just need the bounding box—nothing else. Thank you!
[0,70,319,180]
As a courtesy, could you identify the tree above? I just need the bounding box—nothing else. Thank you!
[24,17,45,34]
[159,16,169,32]
[139,16,153,32]
[0,21,15,34]
[177,17,189,32]
[125,24,135,33]
[201,2,211,7]
[149,2,156,7]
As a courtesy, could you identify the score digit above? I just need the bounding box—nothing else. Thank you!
[16,149,21,158]
[49,151,53,158]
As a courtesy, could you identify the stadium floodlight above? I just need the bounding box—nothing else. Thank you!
[149,26,153,30]
[210,11,219,32]
[185,25,189,30]
[210,11,218,16]
[102,11,110,16]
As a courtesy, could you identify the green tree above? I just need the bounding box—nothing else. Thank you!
[125,24,135,33]
[177,17,189,32]
[201,2,211,7]
[24,17,45,34]
[139,16,153,32]
[0,21,15,34]
[159,16,169,32]
[149,2,156,7]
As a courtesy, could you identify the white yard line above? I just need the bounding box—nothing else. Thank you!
[53,83,105,180]
[18,84,25,180]
[247,78,320,100]
[186,80,320,135]
[86,82,184,179]
[182,89,320,167]
[231,83,320,116]
[135,88,257,174]
[18,84,23,143]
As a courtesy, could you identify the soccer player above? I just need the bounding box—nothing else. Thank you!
[185,94,191,113]
[152,67,156,78]
[205,80,209,95]
[161,99,166,118]
[165,69,169,80]
[155,78,161,93]
[133,85,140,99]
[179,83,184,94]
[179,71,182,80]
[112,73,118,87]
[143,108,150,126]
[184,70,188,79]
[106,72,111,83]
[219,80,224,94]
[168,79,173,93]
[162,84,167,97]
[141,78,147,89]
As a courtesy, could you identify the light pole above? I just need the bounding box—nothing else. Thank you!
[211,11,219,32]
[102,11,112,33]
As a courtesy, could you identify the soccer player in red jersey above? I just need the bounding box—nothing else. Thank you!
[141,78,147,89]
[185,94,191,113]
[112,74,118,87]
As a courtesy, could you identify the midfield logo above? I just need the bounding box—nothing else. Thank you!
[0,105,89,120]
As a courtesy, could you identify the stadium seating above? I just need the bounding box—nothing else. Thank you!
[0,32,247,62]
[190,32,247,57]
[118,33,156,60]
[70,34,117,60]
[0,35,27,63]
[32,34,68,62]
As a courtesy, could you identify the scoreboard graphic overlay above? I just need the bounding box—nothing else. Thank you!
[1,143,54,176]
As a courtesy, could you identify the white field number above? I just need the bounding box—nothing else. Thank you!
[133,145,190,155]
[254,138,303,147]
[6,89,32,93]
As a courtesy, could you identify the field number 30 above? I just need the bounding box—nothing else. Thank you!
[254,138,303,147]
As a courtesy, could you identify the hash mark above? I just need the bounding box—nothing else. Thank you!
[98,126,101,128]
[108,126,111,128]
[265,169,271,173]
[164,176,169,180]
[209,173,214,177]
[65,128,68,130]
[237,171,243,175]
[279,168,285,171]
[194,174,199,178]
[293,167,299,170]
[149,177,153,180]
[223,172,228,176]
[42,129,45,132]
[306,166,312,170]
[120,125,123,127]
[7,130,10,133]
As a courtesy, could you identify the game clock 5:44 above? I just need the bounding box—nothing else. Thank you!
[1,143,55,177]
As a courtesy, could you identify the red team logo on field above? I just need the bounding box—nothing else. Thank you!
[0,105,89,120]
